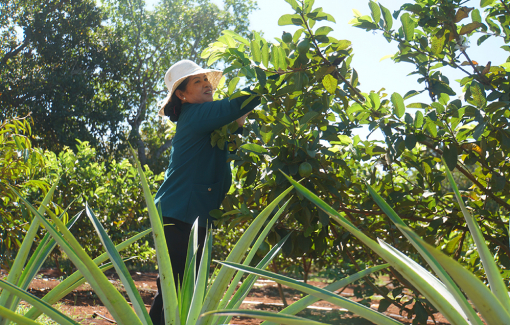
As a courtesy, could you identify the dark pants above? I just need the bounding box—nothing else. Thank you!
[149,217,206,325]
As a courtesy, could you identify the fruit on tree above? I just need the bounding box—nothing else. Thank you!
[297,40,310,54]
[298,162,313,177]
[282,32,292,43]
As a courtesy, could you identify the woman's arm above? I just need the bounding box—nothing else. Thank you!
[184,91,261,134]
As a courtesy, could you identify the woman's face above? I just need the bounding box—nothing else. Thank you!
[175,73,214,104]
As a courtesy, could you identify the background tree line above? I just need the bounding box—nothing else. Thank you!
[0,0,256,171]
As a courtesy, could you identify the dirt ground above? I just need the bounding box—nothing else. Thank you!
[1,268,452,324]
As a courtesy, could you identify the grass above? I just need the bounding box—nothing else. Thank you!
[15,302,65,325]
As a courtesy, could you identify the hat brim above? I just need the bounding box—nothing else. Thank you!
[158,69,223,117]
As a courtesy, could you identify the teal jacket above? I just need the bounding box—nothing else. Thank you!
[154,94,260,228]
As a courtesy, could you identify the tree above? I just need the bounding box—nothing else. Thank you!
[203,0,509,319]
[101,0,257,173]
[0,0,128,158]
[0,116,48,268]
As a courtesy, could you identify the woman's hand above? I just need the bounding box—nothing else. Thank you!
[236,112,250,127]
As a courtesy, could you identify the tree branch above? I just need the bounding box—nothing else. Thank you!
[300,11,366,104]
[0,38,30,67]
[500,0,510,16]
[154,138,173,159]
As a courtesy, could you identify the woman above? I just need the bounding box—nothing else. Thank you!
[149,60,260,324]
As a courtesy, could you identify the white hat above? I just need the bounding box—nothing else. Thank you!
[158,60,223,117]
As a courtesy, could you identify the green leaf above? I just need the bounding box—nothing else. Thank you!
[366,185,483,325]
[0,305,40,325]
[405,134,417,150]
[278,47,288,70]
[251,40,261,64]
[260,264,389,324]
[442,144,458,171]
[24,231,152,321]
[283,173,472,325]
[278,14,304,26]
[199,187,294,324]
[241,95,258,109]
[130,146,178,325]
[228,77,240,95]
[217,261,402,325]
[369,92,380,109]
[284,0,299,10]
[444,160,510,312]
[316,26,333,36]
[407,102,429,109]
[255,67,267,88]
[469,82,486,108]
[431,35,446,55]
[205,309,329,325]
[240,143,268,154]
[426,121,438,137]
[400,13,415,41]
[299,111,319,126]
[471,9,482,23]
[415,111,424,128]
[222,30,250,46]
[480,0,496,7]
[418,240,510,324]
[262,42,270,69]
[270,44,278,69]
[379,4,393,30]
[391,93,405,118]
[216,202,291,325]
[8,184,142,325]
[85,204,151,324]
[322,74,337,94]
[332,135,352,146]
[0,181,57,312]
[0,278,80,325]
[379,54,394,62]
[369,1,381,25]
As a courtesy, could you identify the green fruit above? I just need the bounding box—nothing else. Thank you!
[289,43,296,50]
[297,40,310,54]
[282,32,293,43]
[298,162,313,178]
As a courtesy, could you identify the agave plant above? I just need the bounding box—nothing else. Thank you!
[207,161,510,325]
[1,149,306,325]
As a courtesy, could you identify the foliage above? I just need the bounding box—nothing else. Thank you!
[0,116,48,267]
[41,140,163,267]
[0,0,128,158]
[0,117,162,271]
[0,148,303,325]
[201,0,510,318]
[349,0,510,279]
[212,165,510,325]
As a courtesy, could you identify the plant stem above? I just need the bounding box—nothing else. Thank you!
[500,0,510,16]
[271,260,288,307]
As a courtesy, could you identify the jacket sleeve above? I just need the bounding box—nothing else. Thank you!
[186,91,261,134]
